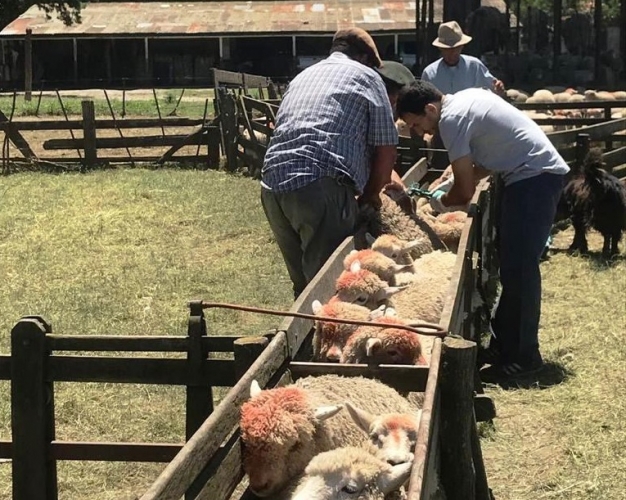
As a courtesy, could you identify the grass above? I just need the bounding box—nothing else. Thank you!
[0,89,214,118]
[481,234,626,500]
[0,168,624,499]
[0,168,293,499]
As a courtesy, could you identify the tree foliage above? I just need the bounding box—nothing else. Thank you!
[1,1,81,31]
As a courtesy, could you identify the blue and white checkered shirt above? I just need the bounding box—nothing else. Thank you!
[261,52,398,193]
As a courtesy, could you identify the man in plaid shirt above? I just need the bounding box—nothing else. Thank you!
[261,28,399,298]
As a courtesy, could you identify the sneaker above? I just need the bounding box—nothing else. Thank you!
[480,359,544,383]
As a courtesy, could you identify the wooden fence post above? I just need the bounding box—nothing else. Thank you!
[11,316,57,500]
[233,336,269,380]
[24,29,32,101]
[439,336,478,500]
[82,100,97,169]
[207,126,221,169]
[217,88,239,172]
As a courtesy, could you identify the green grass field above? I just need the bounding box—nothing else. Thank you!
[0,168,624,499]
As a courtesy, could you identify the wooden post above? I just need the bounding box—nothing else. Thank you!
[218,88,239,171]
[186,300,213,448]
[471,415,493,500]
[81,100,97,169]
[207,126,221,169]
[24,29,32,101]
[604,107,613,151]
[233,336,269,380]
[73,38,78,85]
[575,133,591,173]
[11,316,57,500]
[439,337,478,500]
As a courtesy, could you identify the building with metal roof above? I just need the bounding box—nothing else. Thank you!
[0,0,510,89]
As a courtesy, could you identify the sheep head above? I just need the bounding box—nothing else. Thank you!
[290,446,413,500]
[370,234,422,264]
[311,299,375,362]
[334,261,406,309]
[241,381,343,497]
[345,402,422,467]
[344,249,412,284]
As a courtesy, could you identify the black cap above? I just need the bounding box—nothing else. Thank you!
[376,60,415,87]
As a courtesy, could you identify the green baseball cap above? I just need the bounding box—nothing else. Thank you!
[376,60,416,87]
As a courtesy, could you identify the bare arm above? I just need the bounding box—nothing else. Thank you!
[359,145,397,206]
[440,155,476,207]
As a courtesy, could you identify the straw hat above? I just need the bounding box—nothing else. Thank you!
[332,27,382,67]
[432,21,472,48]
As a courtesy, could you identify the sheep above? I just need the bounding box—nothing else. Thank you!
[340,321,426,366]
[369,234,424,265]
[612,90,626,100]
[334,261,406,310]
[311,299,385,362]
[419,210,467,253]
[240,375,417,497]
[287,445,413,500]
[345,402,422,467]
[344,249,413,286]
[556,148,626,257]
[360,193,444,258]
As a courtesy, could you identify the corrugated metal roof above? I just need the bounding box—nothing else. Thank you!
[1,1,420,37]
[0,0,512,38]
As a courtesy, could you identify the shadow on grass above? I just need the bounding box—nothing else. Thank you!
[480,360,573,390]
[549,247,626,268]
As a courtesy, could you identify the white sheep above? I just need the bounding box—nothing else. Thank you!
[240,375,417,497]
[287,445,413,500]
[334,261,406,310]
[344,249,413,286]
[369,234,423,266]
[345,402,422,467]
[311,299,384,362]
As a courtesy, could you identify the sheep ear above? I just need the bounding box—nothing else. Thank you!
[365,232,376,246]
[349,260,361,273]
[403,239,422,252]
[393,263,414,273]
[311,300,323,315]
[368,304,387,320]
[250,380,262,398]
[375,285,408,301]
[348,249,358,256]
[378,462,413,494]
[313,404,343,422]
[384,307,398,317]
[344,402,376,432]
[365,338,382,357]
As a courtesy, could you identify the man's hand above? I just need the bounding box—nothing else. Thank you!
[493,79,505,96]
[358,191,382,209]
[428,189,449,213]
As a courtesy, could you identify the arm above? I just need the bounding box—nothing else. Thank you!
[360,145,397,206]
[440,155,476,207]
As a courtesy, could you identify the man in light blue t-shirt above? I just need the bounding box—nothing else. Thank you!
[397,81,570,382]
[421,21,504,95]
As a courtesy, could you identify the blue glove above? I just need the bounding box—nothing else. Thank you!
[428,189,449,213]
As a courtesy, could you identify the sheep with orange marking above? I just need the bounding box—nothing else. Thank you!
[240,375,417,498]
[369,234,423,265]
[345,402,422,467]
[419,210,467,253]
[340,315,427,366]
[311,299,384,362]
[334,261,406,310]
[343,249,413,286]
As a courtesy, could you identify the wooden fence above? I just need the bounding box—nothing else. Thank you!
[0,309,279,499]
[137,159,497,500]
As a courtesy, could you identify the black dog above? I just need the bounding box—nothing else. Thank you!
[557,148,626,258]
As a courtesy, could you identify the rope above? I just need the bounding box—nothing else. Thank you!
[199,301,447,337]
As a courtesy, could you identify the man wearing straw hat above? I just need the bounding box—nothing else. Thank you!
[422,20,505,95]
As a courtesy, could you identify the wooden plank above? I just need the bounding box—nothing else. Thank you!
[193,432,244,500]
[50,441,182,462]
[157,126,203,164]
[612,164,626,179]
[233,337,269,380]
[546,118,626,147]
[213,68,244,87]
[43,134,210,150]
[289,362,429,393]
[408,338,443,499]
[82,100,97,167]
[0,110,37,159]
[0,118,205,131]
[46,334,241,353]
[139,331,289,500]
[37,155,214,164]
[515,99,626,111]
[532,118,605,126]
[0,440,11,459]
[0,355,10,380]
[603,146,626,170]
[47,356,236,386]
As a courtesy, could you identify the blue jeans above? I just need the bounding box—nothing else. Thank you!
[492,173,564,365]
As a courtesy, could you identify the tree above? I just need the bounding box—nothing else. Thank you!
[1,1,81,32]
